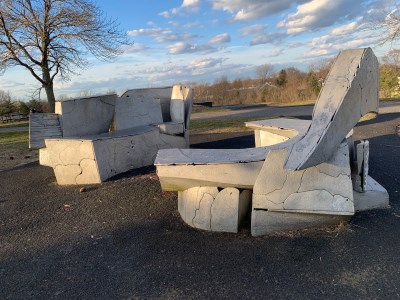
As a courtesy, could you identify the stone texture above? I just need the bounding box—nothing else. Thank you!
[56,94,117,137]
[352,140,369,192]
[38,85,192,185]
[115,91,164,130]
[29,113,62,149]
[155,48,389,236]
[120,87,173,122]
[353,176,389,211]
[45,128,187,185]
[245,118,310,147]
[251,210,350,236]
[178,187,251,233]
[253,142,354,215]
[285,48,379,170]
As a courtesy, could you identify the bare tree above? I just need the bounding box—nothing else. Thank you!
[379,6,400,45]
[256,63,274,83]
[0,0,126,112]
[382,49,400,66]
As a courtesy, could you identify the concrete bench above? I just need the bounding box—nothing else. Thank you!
[31,85,192,185]
[155,48,389,235]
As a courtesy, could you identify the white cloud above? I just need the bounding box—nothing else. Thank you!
[121,43,149,53]
[210,0,300,21]
[331,21,358,35]
[209,33,231,44]
[160,0,201,18]
[167,42,215,54]
[250,32,286,46]
[278,0,361,34]
[127,27,197,44]
[241,24,266,36]
[241,24,286,46]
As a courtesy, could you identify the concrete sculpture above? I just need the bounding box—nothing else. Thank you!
[155,48,389,235]
[30,85,192,185]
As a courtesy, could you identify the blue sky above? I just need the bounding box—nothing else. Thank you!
[0,0,397,100]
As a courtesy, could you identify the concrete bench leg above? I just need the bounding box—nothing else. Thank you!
[178,187,252,233]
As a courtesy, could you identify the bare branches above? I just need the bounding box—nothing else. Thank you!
[0,0,126,111]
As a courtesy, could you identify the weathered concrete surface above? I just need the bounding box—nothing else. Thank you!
[56,94,117,137]
[29,113,62,149]
[178,187,251,233]
[120,87,173,122]
[252,142,354,236]
[285,48,379,170]
[354,175,389,211]
[245,118,311,147]
[45,127,187,185]
[38,85,192,185]
[114,93,163,130]
[155,48,385,235]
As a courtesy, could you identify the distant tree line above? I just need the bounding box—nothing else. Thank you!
[0,90,48,117]
[192,49,400,105]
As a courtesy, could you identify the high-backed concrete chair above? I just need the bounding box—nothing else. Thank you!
[31,85,193,185]
[155,48,389,235]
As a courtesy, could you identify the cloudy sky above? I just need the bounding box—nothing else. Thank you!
[0,0,397,100]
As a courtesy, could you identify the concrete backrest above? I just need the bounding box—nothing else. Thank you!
[55,94,117,137]
[120,87,173,124]
[285,48,379,170]
[115,88,167,130]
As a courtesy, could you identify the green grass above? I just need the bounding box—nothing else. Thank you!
[0,131,29,146]
[380,97,400,102]
[191,105,228,113]
[190,116,278,133]
[0,120,29,128]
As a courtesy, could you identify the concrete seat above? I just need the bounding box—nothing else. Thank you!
[155,48,389,235]
[30,85,193,185]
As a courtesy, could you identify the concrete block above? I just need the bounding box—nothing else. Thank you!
[57,94,117,137]
[251,210,350,236]
[354,176,389,211]
[115,91,164,130]
[120,87,173,122]
[352,140,369,192]
[178,187,252,233]
[253,142,353,213]
[39,148,51,166]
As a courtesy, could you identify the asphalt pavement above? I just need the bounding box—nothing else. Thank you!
[0,107,399,299]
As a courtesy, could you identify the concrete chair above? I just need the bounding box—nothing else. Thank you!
[155,48,389,235]
[30,85,192,185]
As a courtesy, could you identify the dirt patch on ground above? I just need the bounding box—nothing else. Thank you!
[0,143,38,171]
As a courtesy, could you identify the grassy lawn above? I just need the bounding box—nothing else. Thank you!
[0,120,29,128]
[190,116,277,134]
[0,131,38,170]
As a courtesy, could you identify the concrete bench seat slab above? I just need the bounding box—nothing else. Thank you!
[155,48,389,235]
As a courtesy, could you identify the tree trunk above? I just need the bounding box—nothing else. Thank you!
[44,82,56,113]
[42,68,55,113]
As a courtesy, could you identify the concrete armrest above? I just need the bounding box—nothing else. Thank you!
[245,118,311,138]
[245,118,311,147]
